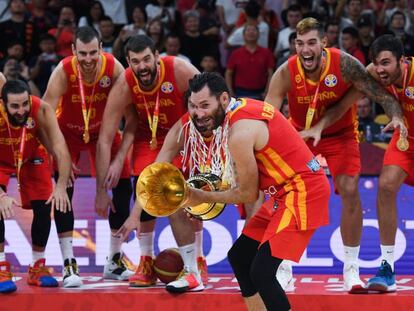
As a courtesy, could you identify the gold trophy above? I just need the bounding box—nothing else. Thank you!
[136,162,226,220]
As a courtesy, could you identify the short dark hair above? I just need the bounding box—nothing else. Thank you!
[99,15,113,23]
[342,26,359,39]
[390,10,406,25]
[189,72,229,99]
[244,0,261,19]
[125,34,156,56]
[39,33,56,43]
[370,34,404,62]
[74,26,100,45]
[2,79,30,104]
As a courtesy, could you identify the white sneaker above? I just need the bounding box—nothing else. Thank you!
[343,263,367,293]
[165,267,204,293]
[103,252,135,281]
[63,258,83,288]
[277,262,295,292]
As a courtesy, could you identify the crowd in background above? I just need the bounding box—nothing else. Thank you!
[0,0,413,143]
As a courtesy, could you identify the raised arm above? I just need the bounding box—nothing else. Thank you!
[42,62,67,110]
[37,100,71,212]
[264,62,291,110]
[340,52,406,135]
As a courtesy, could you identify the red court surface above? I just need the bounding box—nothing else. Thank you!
[2,274,414,311]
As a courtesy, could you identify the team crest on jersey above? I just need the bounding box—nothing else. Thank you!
[99,75,111,88]
[70,74,77,83]
[25,117,35,129]
[161,82,174,93]
[324,74,337,87]
[405,86,414,99]
[295,74,302,84]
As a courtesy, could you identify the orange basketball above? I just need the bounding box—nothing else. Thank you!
[154,248,184,284]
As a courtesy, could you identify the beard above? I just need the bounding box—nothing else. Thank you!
[6,110,29,127]
[192,105,226,135]
[134,60,158,87]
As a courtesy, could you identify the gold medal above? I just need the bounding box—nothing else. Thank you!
[150,138,157,150]
[397,136,409,151]
[83,131,90,144]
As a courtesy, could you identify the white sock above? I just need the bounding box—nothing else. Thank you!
[59,237,74,262]
[109,234,123,259]
[0,252,5,262]
[179,243,197,273]
[138,231,154,257]
[380,245,395,271]
[194,230,203,258]
[32,251,45,265]
[344,245,360,265]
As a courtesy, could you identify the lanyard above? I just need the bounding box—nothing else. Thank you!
[0,102,29,189]
[302,55,326,130]
[77,61,98,144]
[136,67,161,150]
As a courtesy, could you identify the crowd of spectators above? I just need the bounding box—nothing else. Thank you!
[0,0,413,142]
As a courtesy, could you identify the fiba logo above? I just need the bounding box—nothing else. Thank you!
[324,74,337,87]
[99,76,111,88]
[25,117,35,129]
[161,82,174,93]
[405,86,414,99]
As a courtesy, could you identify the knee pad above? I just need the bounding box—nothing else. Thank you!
[54,208,74,234]
[227,235,260,297]
[31,200,52,248]
[109,178,133,230]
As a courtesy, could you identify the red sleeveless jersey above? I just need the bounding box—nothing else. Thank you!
[0,96,43,172]
[287,48,357,136]
[228,98,329,229]
[58,52,115,143]
[386,57,414,136]
[125,56,186,143]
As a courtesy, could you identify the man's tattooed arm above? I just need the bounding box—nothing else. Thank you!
[340,52,403,118]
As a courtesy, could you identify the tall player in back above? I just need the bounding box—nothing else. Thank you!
[265,17,406,293]
[43,26,134,281]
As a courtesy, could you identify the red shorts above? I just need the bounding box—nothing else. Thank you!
[0,148,52,209]
[64,132,130,178]
[243,200,315,262]
[384,133,414,185]
[132,140,182,176]
[307,130,360,194]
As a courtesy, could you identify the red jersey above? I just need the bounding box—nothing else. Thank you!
[228,98,329,230]
[386,57,414,136]
[125,56,187,175]
[287,48,357,136]
[57,52,115,143]
[0,96,43,173]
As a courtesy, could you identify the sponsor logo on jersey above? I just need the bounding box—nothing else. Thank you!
[405,86,414,99]
[99,75,111,88]
[25,117,35,129]
[324,74,337,87]
[161,81,174,93]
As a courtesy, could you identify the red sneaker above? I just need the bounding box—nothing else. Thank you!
[27,259,58,287]
[0,261,16,293]
[197,256,208,285]
[129,256,157,287]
